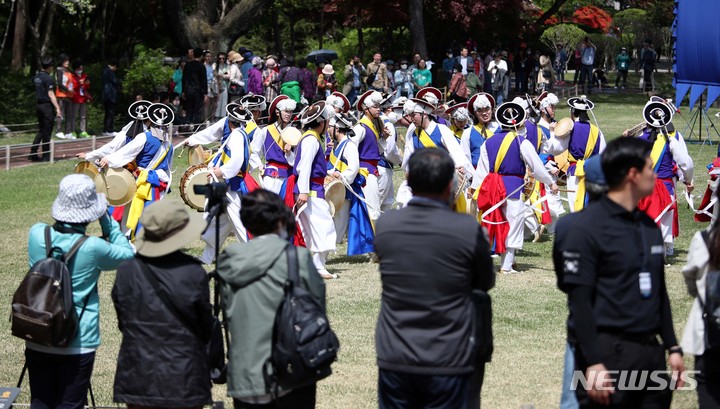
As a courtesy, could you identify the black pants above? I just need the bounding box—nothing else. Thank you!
[103,101,116,133]
[643,69,654,92]
[466,362,486,409]
[31,102,54,159]
[25,348,95,409]
[574,332,671,409]
[232,384,316,409]
[696,349,720,408]
[615,70,628,87]
[378,369,470,409]
[185,90,205,124]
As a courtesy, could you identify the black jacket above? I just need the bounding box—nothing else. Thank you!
[112,252,214,407]
[374,197,495,375]
[183,60,208,95]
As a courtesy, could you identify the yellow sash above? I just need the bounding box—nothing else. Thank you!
[330,141,369,179]
[529,179,544,222]
[127,144,170,240]
[359,116,380,140]
[450,125,463,142]
[473,132,517,202]
[649,131,671,168]
[267,123,284,150]
[570,124,600,212]
[416,128,440,149]
[475,124,493,139]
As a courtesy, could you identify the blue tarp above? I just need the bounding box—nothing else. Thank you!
[673,0,720,110]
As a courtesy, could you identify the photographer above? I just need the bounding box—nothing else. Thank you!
[343,55,365,105]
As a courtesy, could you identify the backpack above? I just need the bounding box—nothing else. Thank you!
[11,226,88,347]
[700,230,720,350]
[265,245,339,393]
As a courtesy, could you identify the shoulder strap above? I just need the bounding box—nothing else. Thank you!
[286,244,300,286]
[44,226,53,258]
[64,236,89,264]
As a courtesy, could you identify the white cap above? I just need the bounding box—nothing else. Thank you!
[473,95,491,110]
[403,100,417,116]
[540,93,559,110]
[362,91,384,108]
[276,98,297,112]
[326,94,343,111]
[451,107,470,121]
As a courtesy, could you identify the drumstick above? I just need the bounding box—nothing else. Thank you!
[558,188,576,193]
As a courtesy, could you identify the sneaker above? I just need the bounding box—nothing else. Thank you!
[79,131,90,138]
[55,132,66,139]
[318,270,338,280]
[65,133,77,139]
[28,154,41,162]
[501,269,521,275]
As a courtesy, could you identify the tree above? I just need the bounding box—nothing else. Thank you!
[540,23,586,54]
[162,0,273,52]
[613,8,652,52]
[573,5,612,33]
[123,46,173,98]
[408,0,426,59]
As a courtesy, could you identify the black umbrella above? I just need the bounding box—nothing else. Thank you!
[306,49,339,64]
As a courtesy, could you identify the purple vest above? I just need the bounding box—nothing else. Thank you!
[567,121,600,176]
[524,121,542,154]
[262,124,292,178]
[486,131,526,199]
[358,121,381,163]
[639,129,678,180]
[293,131,327,198]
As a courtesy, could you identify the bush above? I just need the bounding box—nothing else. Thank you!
[0,68,37,126]
[123,46,173,99]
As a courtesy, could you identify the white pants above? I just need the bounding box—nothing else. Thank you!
[566,175,579,213]
[333,199,351,244]
[261,175,286,196]
[500,198,527,271]
[297,197,337,271]
[200,190,246,264]
[364,173,381,221]
[378,167,395,212]
[396,180,413,208]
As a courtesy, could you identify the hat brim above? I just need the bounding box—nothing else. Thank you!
[52,192,108,224]
[356,90,375,111]
[331,92,350,113]
[495,102,528,128]
[567,97,595,111]
[95,168,136,206]
[268,95,290,122]
[445,102,468,116]
[643,101,673,128]
[134,211,206,257]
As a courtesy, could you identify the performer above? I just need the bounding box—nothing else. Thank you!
[634,99,694,257]
[378,93,402,212]
[324,91,351,160]
[293,101,338,279]
[546,95,606,212]
[471,101,557,274]
[461,93,498,171]
[249,95,297,194]
[77,100,151,162]
[534,92,566,234]
[445,102,470,143]
[349,90,386,222]
[99,103,175,240]
[415,87,449,126]
[183,103,259,263]
[327,113,374,256]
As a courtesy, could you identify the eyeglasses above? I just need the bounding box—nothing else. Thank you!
[219,57,226,60]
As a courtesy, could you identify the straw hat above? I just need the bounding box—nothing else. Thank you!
[134,200,205,257]
[95,168,136,206]
[228,52,243,63]
[52,174,108,224]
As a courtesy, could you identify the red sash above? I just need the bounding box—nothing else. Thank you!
[537,184,552,225]
[638,178,674,232]
[477,173,509,254]
[282,174,307,247]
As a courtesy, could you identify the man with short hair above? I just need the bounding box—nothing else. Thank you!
[374,148,495,408]
[367,53,389,93]
[456,47,475,77]
[102,59,119,135]
[30,58,62,162]
[183,47,209,124]
[578,38,596,94]
[560,137,685,408]
[342,55,365,105]
[639,41,657,93]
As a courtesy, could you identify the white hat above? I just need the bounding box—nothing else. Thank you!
[512,97,529,111]
[540,93,559,109]
[276,98,297,113]
[326,94,344,111]
[451,107,470,121]
[357,90,383,110]
[403,100,417,116]
[52,174,108,224]
[472,94,492,110]
[300,101,334,126]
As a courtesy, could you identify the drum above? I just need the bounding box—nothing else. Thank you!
[74,161,99,179]
[523,176,536,198]
[554,150,570,175]
[188,145,207,165]
[281,127,303,147]
[94,168,136,206]
[453,169,470,202]
[395,131,406,157]
[180,164,216,212]
[324,176,346,217]
[554,117,574,139]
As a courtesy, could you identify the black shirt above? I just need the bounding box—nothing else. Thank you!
[34,71,55,104]
[182,60,208,95]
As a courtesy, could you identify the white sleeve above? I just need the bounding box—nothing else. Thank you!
[249,127,266,171]
[597,129,607,153]
[471,144,490,190]
[460,127,473,164]
[441,126,474,176]
[219,130,245,180]
[521,139,554,186]
[86,126,130,161]
[339,141,360,185]
[670,132,694,183]
[401,124,415,172]
[382,122,402,164]
[296,137,319,194]
[349,123,366,146]
[105,133,147,168]
[546,135,569,156]
[186,118,225,146]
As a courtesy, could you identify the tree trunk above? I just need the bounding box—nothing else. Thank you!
[356,8,365,60]
[271,6,282,55]
[535,0,568,27]
[288,12,296,60]
[11,0,26,70]
[408,0,426,58]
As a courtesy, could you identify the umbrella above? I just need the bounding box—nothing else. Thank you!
[306,49,339,64]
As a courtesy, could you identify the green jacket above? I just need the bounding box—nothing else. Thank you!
[217,235,325,399]
[465,73,482,96]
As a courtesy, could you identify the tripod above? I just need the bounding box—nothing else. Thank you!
[681,94,720,146]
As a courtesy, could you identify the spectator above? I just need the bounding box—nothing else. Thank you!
[218,189,326,408]
[172,57,186,98]
[442,49,455,88]
[639,40,657,93]
[367,53,389,93]
[246,56,264,96]
[297,58,316,102]
[394,59,414,99]
[112,200,213,409]
[465,69,482,96]
[487,52,509,104]
[240,50,254,83]
[227,51,245,103]
[385,60,396,93]
[592,69,608,88]
[536,55,555,92]
[579,37,596,94]
[68,59,91,139]
[183,47,209,124]
[614,47,631,89]
[54,53,75,139]
[214,52,230,119]
[555,44,567,84]
[374,148,495,408]
[448,61,468,103]
[409,53,422,71]
[342,55,365,105]
[471,50,484,82]
[279,57,303,102]
[101,58,119,136]
[316,64,337,100]
[262,57,280,103]
[572,45,582,85]
[204,50,218,121]
[456,46,475,77]
[515,49,531,94]
[29,57,61,162]
[25,174,134,409]
[412,59,432,91]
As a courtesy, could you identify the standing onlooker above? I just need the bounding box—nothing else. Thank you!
[218,189,326,408]
[442,49,455,88]
[279,57,303,102]
[102,58,120,136]
[29,58,62,162]
[614,47,631,89]
[465,69,482,97]
[26,174,134,409]
[172,57,186,96]
[240,50,254,83]
[298,58,316,103]
[682,188,720,409]
[487,52,509,104]
[561,137,685,407]
[366,53,389,93]
[572,45,582,85]
[342,55,365,105]
[112,200,213,409]
[409,53,422,71]
[374,148,495,408]
[246,56,265,96]
[639,40,657,93]
[204,50,218,121]
[316,64,337,100]
[394,59,414,99]
[385,60,396,93]
[214,52,230,119]
[412,59,432,91]
[555,44,567,84]
[183,47,209,124]
[579,37,596,94]
[536,55,555,92]
[262,57,280,103]
[55,54,75,139]
[471,50,484,83]
[456,47,475,77]
[448,61,468,103]
[68,60,91,138]
[227,51,245,103]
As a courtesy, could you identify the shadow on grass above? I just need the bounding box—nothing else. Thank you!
[328,254,372,265]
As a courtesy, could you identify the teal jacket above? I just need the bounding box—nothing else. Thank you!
[27,216,135,351]
[217,235,325,399]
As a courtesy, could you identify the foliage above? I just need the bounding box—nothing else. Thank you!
[540,24,586,54]
[573,5,612,33]
[613,8,653,53]
[0,67,37,125]
[587,33,619,70]
[122,46,172,99]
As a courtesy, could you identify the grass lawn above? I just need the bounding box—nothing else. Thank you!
[1,89,716,409]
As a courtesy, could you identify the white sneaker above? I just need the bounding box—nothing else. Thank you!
[55,132,66,139]
[65,133,77,139]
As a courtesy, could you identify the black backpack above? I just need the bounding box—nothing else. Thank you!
[265,245,339,393]
[11,226,88,347]
[700,231,720,350]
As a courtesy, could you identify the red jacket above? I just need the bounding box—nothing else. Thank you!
[71,72,91,104]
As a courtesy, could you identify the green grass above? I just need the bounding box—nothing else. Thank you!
[0,90,716,408]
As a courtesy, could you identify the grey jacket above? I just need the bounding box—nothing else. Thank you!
[217,235,325,399]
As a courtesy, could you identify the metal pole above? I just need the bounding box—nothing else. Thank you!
[5,145,9,170]
[50,139,54,164]
[92,134,96,151]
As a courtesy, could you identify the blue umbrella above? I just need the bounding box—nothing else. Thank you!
[306,49,339,64]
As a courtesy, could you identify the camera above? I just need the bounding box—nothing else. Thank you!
[194,182,227,202]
